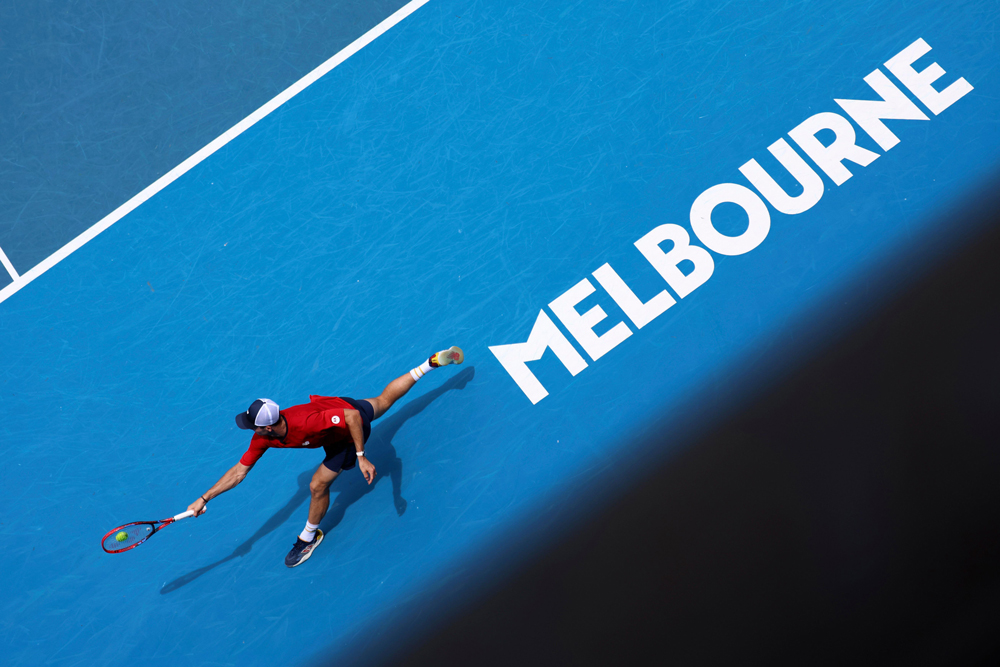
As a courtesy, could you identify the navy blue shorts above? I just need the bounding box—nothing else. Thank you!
[321,397,374,472]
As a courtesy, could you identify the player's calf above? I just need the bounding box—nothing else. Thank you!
[368,347,466,420]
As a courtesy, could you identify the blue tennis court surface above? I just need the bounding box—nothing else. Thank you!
[2,1,998,665]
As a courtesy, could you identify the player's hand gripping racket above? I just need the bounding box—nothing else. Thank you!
[101,509,199,553]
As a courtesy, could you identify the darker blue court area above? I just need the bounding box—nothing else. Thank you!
[0,0,410,281]
[1,1,998,666]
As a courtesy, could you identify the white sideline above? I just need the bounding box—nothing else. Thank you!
[0,246,18,281]
[0,0,430,306]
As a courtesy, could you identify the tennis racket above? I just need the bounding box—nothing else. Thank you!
[101,509,199,553]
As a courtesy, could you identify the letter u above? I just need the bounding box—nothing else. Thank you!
[738,138,824,215]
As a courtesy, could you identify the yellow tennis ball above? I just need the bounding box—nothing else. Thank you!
[115,531,129,542]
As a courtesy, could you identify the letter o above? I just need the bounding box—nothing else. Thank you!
[690,183,771,256]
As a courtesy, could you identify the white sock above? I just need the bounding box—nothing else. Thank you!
[299,521,320,543]
[409,359,433,381]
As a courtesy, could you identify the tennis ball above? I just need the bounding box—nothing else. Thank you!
[115,531,128,542]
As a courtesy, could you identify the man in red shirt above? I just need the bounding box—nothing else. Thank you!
[186,346,464,567]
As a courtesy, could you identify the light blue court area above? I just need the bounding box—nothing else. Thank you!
[1,1,998,666]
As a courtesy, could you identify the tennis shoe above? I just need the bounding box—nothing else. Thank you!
[430,346,464,368]
[285,529,323,568]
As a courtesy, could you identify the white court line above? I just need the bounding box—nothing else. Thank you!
[0,245,19,281]
[0,0,430,306]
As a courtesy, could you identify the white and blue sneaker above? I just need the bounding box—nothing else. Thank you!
[285,529,323,568]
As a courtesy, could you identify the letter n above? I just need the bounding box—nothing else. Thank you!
[489,310,588,404]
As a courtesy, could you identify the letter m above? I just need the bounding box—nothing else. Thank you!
[489,310,588,404]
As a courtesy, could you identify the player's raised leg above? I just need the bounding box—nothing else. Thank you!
[365,346,464,420]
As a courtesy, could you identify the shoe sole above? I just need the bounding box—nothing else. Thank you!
[288,529,324,568]
[441,346,464,365]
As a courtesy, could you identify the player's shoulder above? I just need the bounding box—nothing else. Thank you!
[306,395,347,410]
[282,399,322,416]
[281,397,347,426]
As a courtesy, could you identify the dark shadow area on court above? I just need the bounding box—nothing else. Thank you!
[161,367,474,594]
[318,367,475,535]
[336,181,1000,666]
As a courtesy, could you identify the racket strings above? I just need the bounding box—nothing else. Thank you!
[102,523,154,552]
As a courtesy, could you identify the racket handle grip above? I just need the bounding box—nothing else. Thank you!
[174,509,197,520]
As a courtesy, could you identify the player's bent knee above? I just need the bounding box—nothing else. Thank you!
[310,480,331,496]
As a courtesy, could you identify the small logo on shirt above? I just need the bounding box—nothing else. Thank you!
[303,441,310,446]
[331,416,341,424]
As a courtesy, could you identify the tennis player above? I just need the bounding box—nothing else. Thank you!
[186,346,464,567]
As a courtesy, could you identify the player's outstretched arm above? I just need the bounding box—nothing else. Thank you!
[187,462,253,516]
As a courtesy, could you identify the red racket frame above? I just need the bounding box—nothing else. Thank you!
[101,509,196,553]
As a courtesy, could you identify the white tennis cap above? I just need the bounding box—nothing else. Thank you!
[235,398,280,430]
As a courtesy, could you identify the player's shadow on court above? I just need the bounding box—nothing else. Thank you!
[160,366,474,594]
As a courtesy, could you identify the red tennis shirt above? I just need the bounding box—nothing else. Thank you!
[239,395,356,466]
